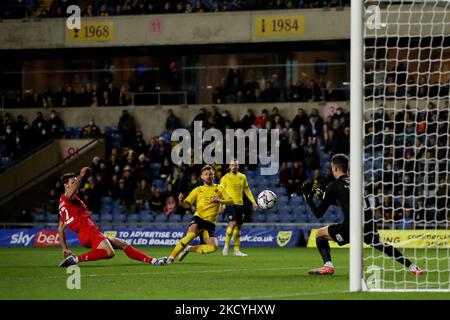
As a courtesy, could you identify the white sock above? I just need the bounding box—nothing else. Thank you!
[409,264,417,270]
[324,261,334,268]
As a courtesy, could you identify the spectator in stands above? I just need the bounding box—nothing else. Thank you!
[48,110,65,138]
[254,109,268,129]
[131,130,147,156]
[81,118,101,138]
[212,77,227,104]
[192,107,208,127]
[150,188,165,212]
[75,85,91,107]
[112,178,134,209]
[292,108,309,132]
[31,111,46,131]
[163,195,179,216]
[118,109,136,147]
[46,188,59,214]
[260,80,280,102]
[283,79,299,102]
[243,73,260,103]
[173,169,189,195]
[133,179,151,212]
[160,157,173,180]
[165,109,181,132]
[119,84,131,106]
[134,153,151,181]
[81,3,94,16]
[304,145,320,170]
[269,107,285,128]
[17,208,34,224]
[240,109,256,130]
[286,160,306,197]
[14,115,27,135]
[167,61,182,92]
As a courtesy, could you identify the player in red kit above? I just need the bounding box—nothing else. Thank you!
[58,167,167,267]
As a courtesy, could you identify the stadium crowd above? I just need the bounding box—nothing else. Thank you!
[6,72,346,109]
[1,0,350,19]
[3,99,449,226]
[3,105,350,220]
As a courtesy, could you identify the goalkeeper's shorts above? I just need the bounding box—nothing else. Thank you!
[328,223,350,246]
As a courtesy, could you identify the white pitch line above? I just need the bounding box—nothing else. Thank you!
[239,290,350,299]
[1,265,349,281]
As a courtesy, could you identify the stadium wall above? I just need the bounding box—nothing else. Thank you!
[0,139,105,220]
[0,9,350,49]
[3,102,349,139]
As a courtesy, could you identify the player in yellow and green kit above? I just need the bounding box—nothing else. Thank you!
[220,159,257,257]
[166,165,234,264]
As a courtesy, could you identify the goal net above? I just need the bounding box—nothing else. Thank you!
[360,0,450,291]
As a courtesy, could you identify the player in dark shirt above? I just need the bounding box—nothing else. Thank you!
[301,154,423,276]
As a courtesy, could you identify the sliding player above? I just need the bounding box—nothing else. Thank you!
[166,165,234,263]
[301,154,423,276]
[220,159,258,257]
[58,167,167,267]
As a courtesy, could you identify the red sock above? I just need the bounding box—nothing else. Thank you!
[77,249,109,262]
[124,245,153,264]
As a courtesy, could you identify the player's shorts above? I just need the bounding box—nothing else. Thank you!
[225,205,245,225]
[190,215,216,239]
[77,225,108,249]
[328,211,381,246]
[327,222,350,246]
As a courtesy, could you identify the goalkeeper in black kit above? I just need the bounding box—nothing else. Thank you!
[301,153,423,276]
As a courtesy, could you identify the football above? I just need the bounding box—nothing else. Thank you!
[257,190,277,210]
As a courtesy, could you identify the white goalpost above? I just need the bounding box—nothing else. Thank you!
[351,0,450,292]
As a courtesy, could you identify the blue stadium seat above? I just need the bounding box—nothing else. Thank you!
[289,196,303,206]
[105,127,118,135]
[100,213,113,223]
[253,213,266,223]
[100,196,112,205]
[293,213,309,223]
[112,204,125,215]
[154,214,167,222]
[167,214,181,222]
[112,214,126,223]
[75,127,83,137]
[34,213,46,222]
[153,179,165,189]
[278,204,292,214]
[182,214,193,222]
[150,165,162,181]
[266,213,280,223]
[47,213,59,222]
[92,214,100,223]
[100,205,112,215]
[273,187,286,196]
[280,213,294,223]
[140,213,154,223]
[126,214,140,223]
[278,195,289,205]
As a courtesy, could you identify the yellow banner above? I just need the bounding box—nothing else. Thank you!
[307,229,450,249]
[255,16,304,36]
[67,22,114,42]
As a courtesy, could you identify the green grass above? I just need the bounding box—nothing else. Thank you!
[0,247,449,300]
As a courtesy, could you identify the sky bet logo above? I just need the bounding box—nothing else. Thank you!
[9,231,61,247]
[10,232,35,246]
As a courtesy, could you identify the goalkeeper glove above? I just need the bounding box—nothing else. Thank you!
[301,181,313,199]
[312,185,325,199]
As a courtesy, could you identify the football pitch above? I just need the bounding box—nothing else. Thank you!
[0,247,449,300]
